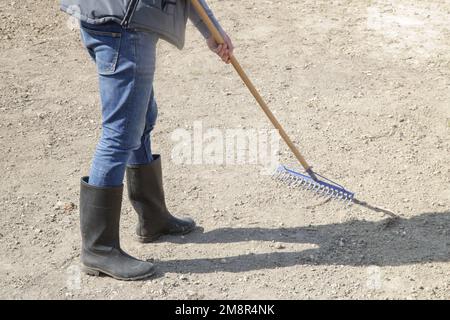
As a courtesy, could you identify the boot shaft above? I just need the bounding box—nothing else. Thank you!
[80,177,123,252]
[126,155,196,242]
[126,155,168,215]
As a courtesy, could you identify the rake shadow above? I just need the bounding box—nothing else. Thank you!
[151,211,450,274]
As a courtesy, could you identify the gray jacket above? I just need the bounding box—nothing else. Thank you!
[60,0,222,49]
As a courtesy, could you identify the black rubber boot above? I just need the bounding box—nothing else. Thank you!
[79,177,155,280]
[126,155,196,243]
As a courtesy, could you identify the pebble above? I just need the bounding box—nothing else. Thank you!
[54,201,76,212]
[64,202,76,212]
[275,243,286,250]
[54,201,63,210]
[179,275,188,281]
[186,290,198,298]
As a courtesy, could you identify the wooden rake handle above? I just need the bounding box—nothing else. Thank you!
[191,0,313,173]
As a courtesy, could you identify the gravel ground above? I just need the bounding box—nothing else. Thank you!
[0,0,449,299]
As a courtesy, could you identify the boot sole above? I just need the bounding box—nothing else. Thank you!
[81,265,156,281]
[136,226,197,244]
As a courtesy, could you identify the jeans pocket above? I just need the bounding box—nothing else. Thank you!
[80,25,122,76]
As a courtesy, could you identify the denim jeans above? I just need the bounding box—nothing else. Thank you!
[80,22,159,187]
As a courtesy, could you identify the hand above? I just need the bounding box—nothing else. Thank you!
[207,32,234,64]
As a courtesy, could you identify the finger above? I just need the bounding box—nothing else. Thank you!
[224,36,234,52]
[219,45,228,57]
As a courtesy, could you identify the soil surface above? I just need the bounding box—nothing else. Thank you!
[0,0,449,299]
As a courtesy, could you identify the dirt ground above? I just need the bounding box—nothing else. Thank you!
[0,0,449,300]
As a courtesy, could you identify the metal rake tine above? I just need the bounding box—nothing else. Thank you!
[275,171,283,180]
[314,184,322,195]
[280,173,289,182]
[272,170,282,180]
[343,193,351,203]
[310,183,319,197]
[316,185,323,195]
[272,166,355,204]
[346,195,353,205]
[291,176,299,186]
[347,196,354,206]
[292,178,302,188]
[285,174,293,183]
[314,184,321,194]
[320,186,329,197]
[317,185,327,198]
[283,174,292,185]
[315,184,322,193]
[287,175,296,187]
[300,179,307,189]
[287,176,295,187]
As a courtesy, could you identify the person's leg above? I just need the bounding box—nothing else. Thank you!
[125,92,196,243]
[77,21,159,280]
[128,90,158,165]
[82,22,159,187]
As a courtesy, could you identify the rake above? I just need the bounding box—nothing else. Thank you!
[192,0,355,203]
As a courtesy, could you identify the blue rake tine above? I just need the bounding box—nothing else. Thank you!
[273,165,355,202]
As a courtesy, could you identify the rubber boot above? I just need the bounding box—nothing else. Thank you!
[126,155,196,243]
[80,177,155,280]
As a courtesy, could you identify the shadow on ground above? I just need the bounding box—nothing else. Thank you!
[151,211,450,274]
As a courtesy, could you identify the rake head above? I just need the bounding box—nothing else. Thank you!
[273,165,355,203]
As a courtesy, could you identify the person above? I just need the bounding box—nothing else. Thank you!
[60,0,234,281]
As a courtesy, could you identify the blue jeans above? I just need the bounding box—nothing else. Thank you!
[80,22,159,187]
